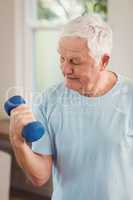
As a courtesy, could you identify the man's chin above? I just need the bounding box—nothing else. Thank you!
[65,81,81,92]
[65,82,72,89]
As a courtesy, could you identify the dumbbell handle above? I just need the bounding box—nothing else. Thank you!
[4,95,45,142]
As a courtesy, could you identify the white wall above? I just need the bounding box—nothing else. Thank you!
[0,0,15,118]
[0,0,32,119]
[108,0,133,78]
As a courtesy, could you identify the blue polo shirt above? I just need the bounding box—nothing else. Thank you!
[32,74,133,200]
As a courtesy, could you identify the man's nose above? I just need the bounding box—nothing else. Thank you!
[62,62,73,75]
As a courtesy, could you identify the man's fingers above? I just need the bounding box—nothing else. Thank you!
[9,104,35,141]
[10,104,32,115]
[15,112,36,126]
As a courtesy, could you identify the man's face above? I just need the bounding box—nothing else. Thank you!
[58,36,103,94]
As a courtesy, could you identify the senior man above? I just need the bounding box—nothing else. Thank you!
[9,14,133,200]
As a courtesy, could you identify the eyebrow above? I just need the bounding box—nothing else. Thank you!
[59,54,82,61]
[57,52,83,62]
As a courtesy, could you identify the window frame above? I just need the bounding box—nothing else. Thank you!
[15,0,63,93]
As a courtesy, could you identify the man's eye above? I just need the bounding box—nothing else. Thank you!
[69,58,81,66]
[70,59,80,65]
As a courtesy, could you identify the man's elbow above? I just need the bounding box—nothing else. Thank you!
[31,174,51,187]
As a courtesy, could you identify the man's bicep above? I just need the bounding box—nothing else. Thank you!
[36,152,53,166]
[42,154,53,164]
[36,153,53,177]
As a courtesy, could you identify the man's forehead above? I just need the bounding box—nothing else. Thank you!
[58,37,88,52]
[58,47,84,54]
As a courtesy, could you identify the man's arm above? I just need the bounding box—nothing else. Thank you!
[9,104,52,187]
[13,143,52,186]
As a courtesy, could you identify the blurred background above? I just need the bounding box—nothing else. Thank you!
[0,0,133,200]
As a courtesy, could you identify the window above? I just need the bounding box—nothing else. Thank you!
[25,0,107,92]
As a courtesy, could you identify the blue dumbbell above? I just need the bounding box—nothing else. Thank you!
[4,95,45,142]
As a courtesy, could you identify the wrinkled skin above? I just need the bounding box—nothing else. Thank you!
[58,36,117,97]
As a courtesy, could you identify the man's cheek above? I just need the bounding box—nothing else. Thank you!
[79,75,90,86]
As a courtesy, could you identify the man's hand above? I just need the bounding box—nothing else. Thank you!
[9,104,36,147]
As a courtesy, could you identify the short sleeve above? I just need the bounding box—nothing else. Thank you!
[31,92,54,155]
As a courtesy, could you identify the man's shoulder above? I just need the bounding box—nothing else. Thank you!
[119,74,133,90]
[121,75,133,85]
[119,74,133,100]
[41,81,67,103]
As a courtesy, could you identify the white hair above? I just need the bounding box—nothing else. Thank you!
[60,14,112,61]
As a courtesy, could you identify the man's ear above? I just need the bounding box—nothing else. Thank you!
[100,54,110,70]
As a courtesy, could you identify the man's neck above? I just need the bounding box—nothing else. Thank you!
[81,71,118,97]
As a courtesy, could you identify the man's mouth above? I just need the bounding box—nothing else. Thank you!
[66,77,79,80]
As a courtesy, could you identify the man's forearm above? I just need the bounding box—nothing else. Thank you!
[12,143,52,186]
